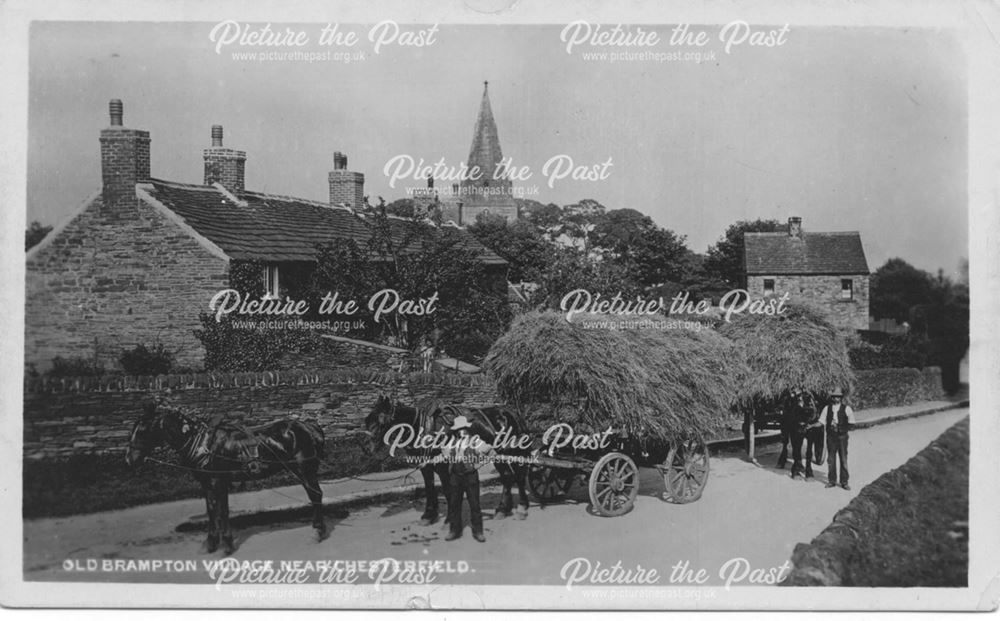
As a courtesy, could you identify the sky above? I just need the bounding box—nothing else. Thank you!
[27,21,967,275]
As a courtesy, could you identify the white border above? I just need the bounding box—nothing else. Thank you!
[2,0,998,612]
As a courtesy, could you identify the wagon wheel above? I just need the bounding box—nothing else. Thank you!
[588,452,639,517]
[528,466,574,502]
[662,436,710,504]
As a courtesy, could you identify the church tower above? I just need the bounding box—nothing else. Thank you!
[458,82,518,223]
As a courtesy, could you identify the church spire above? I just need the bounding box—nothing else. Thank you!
[466,80,506,185]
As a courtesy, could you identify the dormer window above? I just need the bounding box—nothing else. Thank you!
[263,264,280,299]
[763,278,775,294]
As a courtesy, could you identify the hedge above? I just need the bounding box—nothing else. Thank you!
[851,367,943,410]
[848,335,928,370]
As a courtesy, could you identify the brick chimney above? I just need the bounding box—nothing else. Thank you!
[99,99,150,219]
[328,151,365,211]
[788,216,802,237]
[203,125,246,194]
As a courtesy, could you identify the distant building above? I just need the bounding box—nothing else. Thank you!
[25,100,506,370]
[411,82,518,226]
[743,217,871,331]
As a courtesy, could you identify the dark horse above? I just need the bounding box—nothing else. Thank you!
[364,396,531,525]
[776,390,824,475]
[126,401,328,555]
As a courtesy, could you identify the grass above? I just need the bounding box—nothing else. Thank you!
[23,437,410,519]
[847,419,968,586]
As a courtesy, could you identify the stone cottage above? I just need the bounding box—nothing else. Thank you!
[743,217,870,330]
[25,100,507,370]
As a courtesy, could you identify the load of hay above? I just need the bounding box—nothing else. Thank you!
[717,301,855,404]
[482,311,745,440]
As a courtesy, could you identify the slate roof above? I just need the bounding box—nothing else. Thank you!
[142,179,505,265]
[743,231,869,275]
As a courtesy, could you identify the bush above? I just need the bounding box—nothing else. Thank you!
[194,314,322,371]
[47,356,105,378]
[119,344,176,376]
[851,367,943,410]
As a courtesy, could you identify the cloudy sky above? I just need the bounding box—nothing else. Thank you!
[28,21,966,275]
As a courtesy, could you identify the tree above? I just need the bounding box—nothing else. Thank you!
[531,246,640,309]
[589,208,690,288]
[25,221,52,250]
[308,209,511,363]
[869,257,969,394]
[516,199,563,233]
[467,213,556,282]
[870,258,935,322]
[703,219,784,289]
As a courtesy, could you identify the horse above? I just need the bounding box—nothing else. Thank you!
[776,391,824,476]
[126,400,328,555]
[363,396,531,526]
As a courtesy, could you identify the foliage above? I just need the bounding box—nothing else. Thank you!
[702,218,784,289]
[848,334,929,370]
[195,259,321,371]
[589,208,690,288]
[195,315,321,372]
[870,258,969,393]
[718,301,855,403]
[850,367,943,411]
[306,209,511,363]
[25,220,52,251]
[530,246,641,308]
[467,213,557,282]
[47,356,105,378]
[482,311,745,440]
[870,258,936,322]
[118,344,176,376]
[516,199,563,233]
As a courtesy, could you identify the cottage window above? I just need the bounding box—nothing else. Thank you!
[763,279,775,294]
[841,278,853,300]
[263,265,280,299]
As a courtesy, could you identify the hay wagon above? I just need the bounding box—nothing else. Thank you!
[483,311,745,518]
[525,433,709,516]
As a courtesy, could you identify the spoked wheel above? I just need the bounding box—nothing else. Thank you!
[528,466,575,502]
[588,452,639,517]
[661,436,710,504]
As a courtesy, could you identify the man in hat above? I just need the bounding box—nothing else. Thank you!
[443,415,489,542]
[821,388,856,490]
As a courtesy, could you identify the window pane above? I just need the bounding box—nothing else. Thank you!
[841,279,853,300]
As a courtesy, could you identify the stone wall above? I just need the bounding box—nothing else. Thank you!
[23,367,498,460]
[782,416,969,586]
[25,194,229,371]
[747,274,870,331]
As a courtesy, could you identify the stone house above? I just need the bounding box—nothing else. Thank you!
[25,100,507,371]
[743,217,870,331]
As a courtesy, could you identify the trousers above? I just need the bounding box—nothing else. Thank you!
[826,430,849,485]
[447,469,483,535]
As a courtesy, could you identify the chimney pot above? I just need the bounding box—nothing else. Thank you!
[329,151,364,211]
[109,99,123,126]
[788,216,802,237]
[211,125,224,147]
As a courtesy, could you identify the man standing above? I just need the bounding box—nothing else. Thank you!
[822,388,856,490]
[444,415,488,542]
